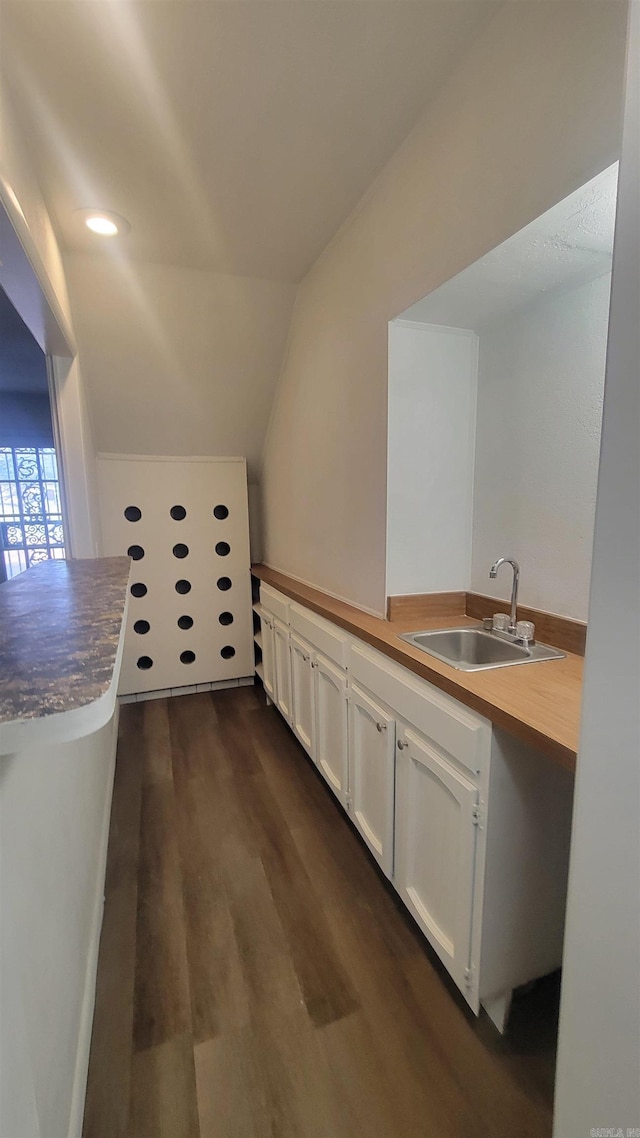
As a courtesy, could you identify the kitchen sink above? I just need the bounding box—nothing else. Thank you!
[398,627,565,672]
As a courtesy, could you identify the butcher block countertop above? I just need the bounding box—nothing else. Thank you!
[0,557,130,753]
[252,565,583,772]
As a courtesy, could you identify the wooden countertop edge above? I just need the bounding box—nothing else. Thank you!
[252,564,579,773]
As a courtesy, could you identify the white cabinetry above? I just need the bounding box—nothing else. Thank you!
[290,632,314,755]
[314,654,348,807]
[348,682,396,877]
[260,611,276,702]
[395,725,479,997]
[349,639,573,1029]
[273,617,292,724]
[256,582,573,1034]
[259,585,292,724]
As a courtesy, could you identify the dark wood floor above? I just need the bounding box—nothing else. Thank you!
[83,685,559,1138]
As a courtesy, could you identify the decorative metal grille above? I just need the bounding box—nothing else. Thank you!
[0,447,66,579]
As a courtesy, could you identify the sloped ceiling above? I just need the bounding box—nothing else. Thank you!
[1,0,498,282]
[400,163,619,330]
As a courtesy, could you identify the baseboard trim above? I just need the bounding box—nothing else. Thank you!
[119,677,254,704]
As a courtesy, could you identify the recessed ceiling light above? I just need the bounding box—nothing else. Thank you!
[86,215,118,235]
[74,208,131,236]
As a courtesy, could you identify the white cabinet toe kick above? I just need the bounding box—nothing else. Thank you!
[255,583,574,1034]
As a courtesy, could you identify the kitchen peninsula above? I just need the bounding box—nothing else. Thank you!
[0,556,130,1138]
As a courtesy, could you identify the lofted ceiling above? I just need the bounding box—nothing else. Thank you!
[1,0,498,282]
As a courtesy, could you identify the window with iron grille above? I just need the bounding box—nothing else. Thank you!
[0,446,66,579]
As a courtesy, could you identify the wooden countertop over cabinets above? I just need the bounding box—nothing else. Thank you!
[252,565,583,772]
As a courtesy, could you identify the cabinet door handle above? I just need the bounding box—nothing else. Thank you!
[397,739,407,750]
[376,721,386,732]
[303,654,310,663]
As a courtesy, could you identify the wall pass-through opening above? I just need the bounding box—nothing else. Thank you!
[0,286,66,580]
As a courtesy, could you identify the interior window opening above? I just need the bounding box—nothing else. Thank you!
[0,286,66,581]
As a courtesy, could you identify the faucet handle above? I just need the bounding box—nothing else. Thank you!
[516,620,535,645]
[492,613,510,632]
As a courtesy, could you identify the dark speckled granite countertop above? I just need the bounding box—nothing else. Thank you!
[0,557,131,729]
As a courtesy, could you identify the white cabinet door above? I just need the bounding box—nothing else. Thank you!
[273,616,292,724]
[290,632,314,756]
[348,682,396,878]
[261,611,276,702]
[395,726,479,1006]
[314,653,348,807]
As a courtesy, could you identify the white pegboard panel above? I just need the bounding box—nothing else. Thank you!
[96,455,254,695]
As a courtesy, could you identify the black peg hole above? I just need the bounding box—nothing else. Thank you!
[137,656,153,670]
[170,505,187,520]
[213,505,229,520]
[124,506,141,522]
[175,579,191,594]
[173,543,189,559]
[215,541,230,557]
[180,650,196,665]
[177,615,193,630]
[130,582,147,598]
[219,611,234,626]
[133,620,150,635]
[217,576,232,591]
[220,645,236,660]
[127,544,145,561]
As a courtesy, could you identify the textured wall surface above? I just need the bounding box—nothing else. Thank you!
[471,273,611,620]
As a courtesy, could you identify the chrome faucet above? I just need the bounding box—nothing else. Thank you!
[489,557,520,634]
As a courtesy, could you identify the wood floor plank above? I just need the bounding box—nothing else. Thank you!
[173,771,251,1043]
[129,1034,200,1138]
[83,705,143,1138]
[142,698,173,786]
[133,779,192,1052]
[84,685,558,1138]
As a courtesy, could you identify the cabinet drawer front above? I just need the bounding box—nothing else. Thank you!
[289,604,349,669]
[260,584,290,624]
[350,642,490,778]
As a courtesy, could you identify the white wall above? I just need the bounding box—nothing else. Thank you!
[261,0,627,615]
[553,4,640,1131]
[471,273,611,620]
[64,253,296,559]
[65,253,296,483]
[387,321,477,597]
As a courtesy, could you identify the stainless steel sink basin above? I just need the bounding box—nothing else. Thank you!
[399,627,565,671]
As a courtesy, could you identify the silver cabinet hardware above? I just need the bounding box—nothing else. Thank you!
[376,721,386,732]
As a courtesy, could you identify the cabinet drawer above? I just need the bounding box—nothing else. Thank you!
[260,584,290,624]
[349,642,491,778]
[289,603,349,669]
